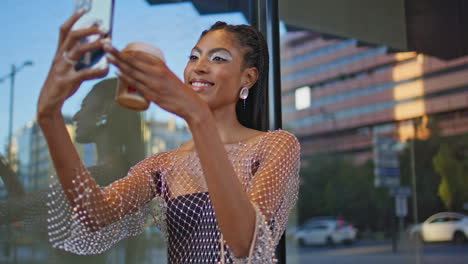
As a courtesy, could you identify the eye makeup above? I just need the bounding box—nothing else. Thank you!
[189,49,201,59]
[209,51,232,61]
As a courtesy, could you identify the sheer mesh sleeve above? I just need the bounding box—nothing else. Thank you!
[47,130,299,262]
[232,130,300,264]
[47,151,172,255]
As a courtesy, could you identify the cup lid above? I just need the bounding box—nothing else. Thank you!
[124,42,165,62]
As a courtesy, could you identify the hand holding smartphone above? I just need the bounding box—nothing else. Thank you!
[72,0,114,71]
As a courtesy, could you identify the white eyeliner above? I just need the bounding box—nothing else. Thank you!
[210,51,231,61]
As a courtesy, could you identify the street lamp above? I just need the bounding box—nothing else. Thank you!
[0,60,34,163]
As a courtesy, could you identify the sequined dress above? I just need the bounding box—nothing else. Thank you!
[47,130,300,264]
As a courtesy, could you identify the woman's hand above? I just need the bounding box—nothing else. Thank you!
[103,44,208,122]
[37,9,109,120]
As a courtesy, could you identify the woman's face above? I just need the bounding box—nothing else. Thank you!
[72,92,106,143]
[183,30,257,110]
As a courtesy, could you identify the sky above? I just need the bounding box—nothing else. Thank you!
[0,0,276,156]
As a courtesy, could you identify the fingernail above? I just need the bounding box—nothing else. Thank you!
[106,53,115,61]
[101,38,111,45]
[103,42,113,51]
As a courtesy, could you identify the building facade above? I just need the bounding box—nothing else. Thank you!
[12,117,81,192]
[281,31,468,163]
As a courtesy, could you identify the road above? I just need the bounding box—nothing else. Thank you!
[287,240,468,264]
[2,239,467,263]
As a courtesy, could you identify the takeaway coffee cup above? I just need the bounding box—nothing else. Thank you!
[115,42,165,111]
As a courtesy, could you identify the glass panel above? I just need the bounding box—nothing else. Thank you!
[280,4,468,264]
[0,1,251,263]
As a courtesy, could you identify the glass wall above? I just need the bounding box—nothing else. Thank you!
[281,6,468,264]
[2,1,468,264]
[0,1,251,263]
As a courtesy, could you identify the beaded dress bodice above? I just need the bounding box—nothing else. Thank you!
[47,130,300,264]
[166,192,229,263]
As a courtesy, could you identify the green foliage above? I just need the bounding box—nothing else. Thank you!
[298,154,392,232]
[298,125,468,235]
[433,140,468,211]
[437,176,452,209]
[399,135,445,222]
[433,144,457,210]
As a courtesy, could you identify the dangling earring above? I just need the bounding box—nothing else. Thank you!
[239,86,249,100]
[239,86,249,109]
[96,114,108,127]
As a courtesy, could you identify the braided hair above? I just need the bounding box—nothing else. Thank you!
[200,21,269,131]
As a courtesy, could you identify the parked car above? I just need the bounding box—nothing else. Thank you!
[294,217,357,246]
[409,212,468,243]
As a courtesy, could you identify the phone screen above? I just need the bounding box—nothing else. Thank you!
[72,0,114,71]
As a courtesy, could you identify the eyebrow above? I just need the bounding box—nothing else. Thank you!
[192,47,232,56]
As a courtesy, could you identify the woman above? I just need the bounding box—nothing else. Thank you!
[1,78,146,264]
[37,9,300,264]
[70,78,148,264]
[71,78,146,186]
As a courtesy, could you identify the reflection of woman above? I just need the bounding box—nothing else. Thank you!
[72,78,145,186]
[37,9,300,264]
[1,78,145,263]
[73,78,148,264]
[65,78,147,264]
[5,78,146,263]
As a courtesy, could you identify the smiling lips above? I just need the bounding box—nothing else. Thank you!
[190,81,214,92]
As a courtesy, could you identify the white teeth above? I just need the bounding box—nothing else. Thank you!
[192,81,212,87]
[191,81,213,92]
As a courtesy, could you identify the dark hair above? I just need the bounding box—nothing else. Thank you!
[87,78,146,168]
[200,21,269,131]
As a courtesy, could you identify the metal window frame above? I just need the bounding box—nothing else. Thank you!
[252,0,286,263]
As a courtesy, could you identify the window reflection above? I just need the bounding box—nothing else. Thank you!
[1,2,251,263]
[2,1,468,263]
[282,27,468,263]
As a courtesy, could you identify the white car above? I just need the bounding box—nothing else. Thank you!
[294,217,357,246]
[409,212,468,243]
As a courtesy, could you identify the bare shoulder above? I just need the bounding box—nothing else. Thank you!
[265,129,299,145]
[131,150,174,172]
[243,128,268,143]
[258,130,300,156]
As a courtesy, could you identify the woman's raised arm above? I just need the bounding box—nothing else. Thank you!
[37,9,109,227]
[38,13,173,255]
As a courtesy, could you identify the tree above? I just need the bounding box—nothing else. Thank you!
[398,134,445,222]
[298,154,392,233]
[433,141,468,211]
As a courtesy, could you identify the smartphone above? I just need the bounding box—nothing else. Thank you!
[72,0,114,71]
